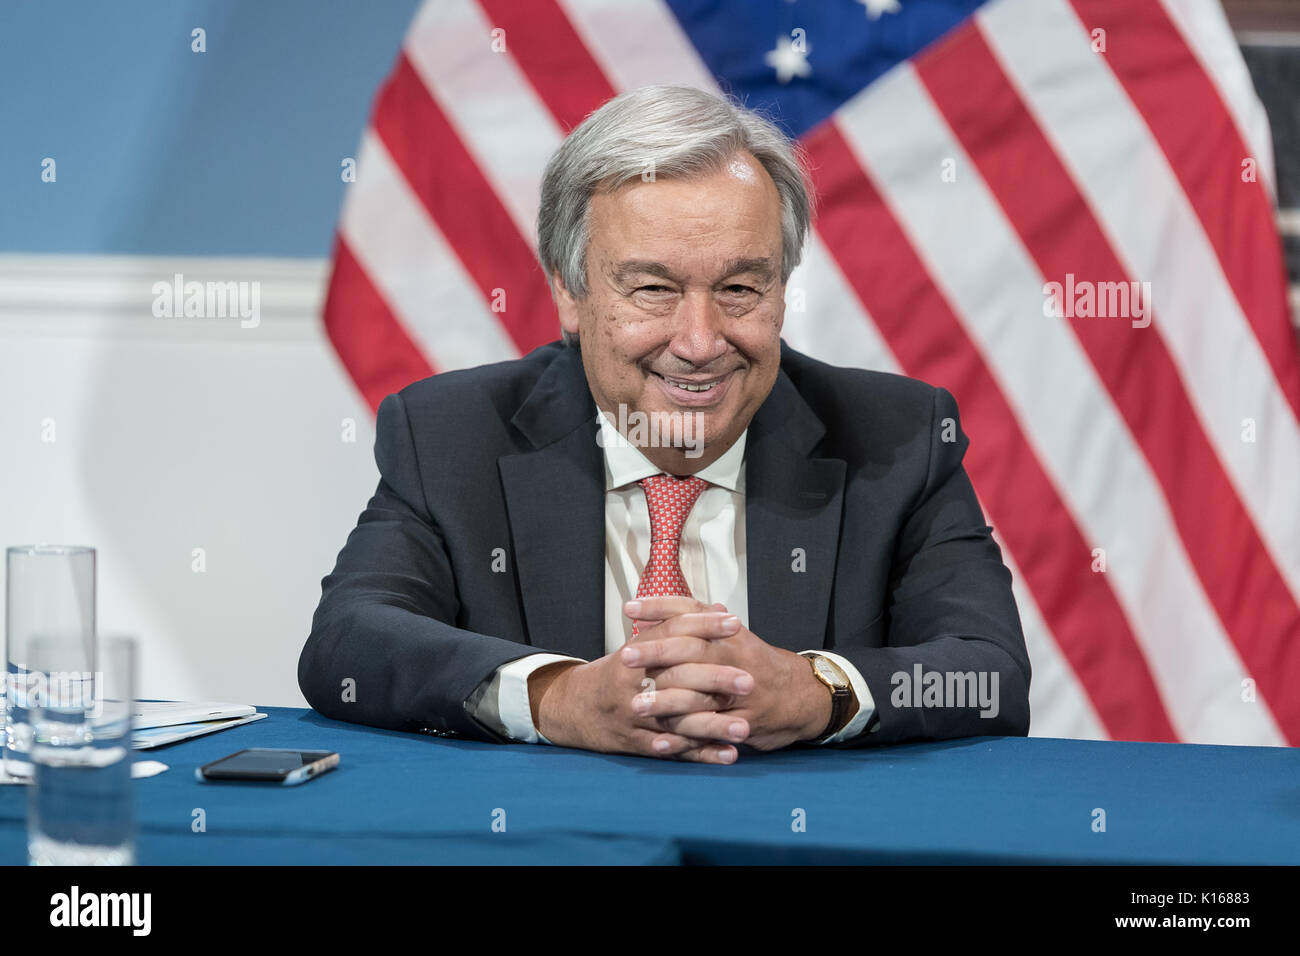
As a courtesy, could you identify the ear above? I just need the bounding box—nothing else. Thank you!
[552,273,581,337]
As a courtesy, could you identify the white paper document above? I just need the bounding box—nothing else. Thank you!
[132,701,256,729]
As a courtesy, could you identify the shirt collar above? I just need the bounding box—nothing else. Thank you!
[596,411,747,493]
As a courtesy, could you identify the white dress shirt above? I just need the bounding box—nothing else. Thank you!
[465,411,876,745]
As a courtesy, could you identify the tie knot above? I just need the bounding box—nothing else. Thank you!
[639,474,708,541]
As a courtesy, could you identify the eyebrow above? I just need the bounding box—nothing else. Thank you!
[611,256,777,285]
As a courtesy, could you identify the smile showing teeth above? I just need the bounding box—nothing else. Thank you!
[656,372,725,392]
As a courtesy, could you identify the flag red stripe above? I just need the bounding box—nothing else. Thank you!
[806,121,1178,742]
[371,54,556,356]
[476,0,617,132]
[1070,0,1300,420]
[323,234,436,412]
[917,23,1300,742]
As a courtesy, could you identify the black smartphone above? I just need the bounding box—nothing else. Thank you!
[196,748,339,785]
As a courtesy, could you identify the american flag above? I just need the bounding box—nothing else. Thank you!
[321,0,1300,746]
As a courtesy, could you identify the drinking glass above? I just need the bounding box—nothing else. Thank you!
[27,636,136,866]
[5,545,96,778]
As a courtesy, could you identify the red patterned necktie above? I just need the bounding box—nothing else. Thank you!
[632,474,709,637]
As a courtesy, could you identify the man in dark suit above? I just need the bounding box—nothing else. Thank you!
[299,85,1029,764]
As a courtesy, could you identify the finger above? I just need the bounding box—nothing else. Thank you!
[658,710,750,744]
[668,612,742,640]
[641,662,754,698]
[630,615,731,635]
[621,634,713,669]
[626,613,739,654]
[632,687,738,718]
[672,743,739,765]
[637,730,738,765]
[623,597,712,622]
[634,729,695,757]
[627,601,733,640]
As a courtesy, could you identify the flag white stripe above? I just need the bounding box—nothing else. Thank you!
[341,131,520,371]
[404,0,563,251]
[783,238,898,374]
[1159,0,1277,199]
[1000,536,1109,740]
[560,0,717,92]
[980,0,1300,612]
[837,64,1284,744]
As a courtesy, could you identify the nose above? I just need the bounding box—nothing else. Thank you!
[667,290,728,368]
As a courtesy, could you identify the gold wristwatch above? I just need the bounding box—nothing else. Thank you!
[802,652,854,741]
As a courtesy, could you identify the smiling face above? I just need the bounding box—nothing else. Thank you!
[553,151,786,474]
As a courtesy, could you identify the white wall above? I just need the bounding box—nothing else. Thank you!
[0,254,380,707]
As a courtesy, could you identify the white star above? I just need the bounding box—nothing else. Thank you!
[858,0,902,19]
[764,35,812,84]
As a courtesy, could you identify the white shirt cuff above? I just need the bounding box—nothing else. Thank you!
[467,653,585,744]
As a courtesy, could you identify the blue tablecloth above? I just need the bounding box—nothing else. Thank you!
[1,706,1296,864]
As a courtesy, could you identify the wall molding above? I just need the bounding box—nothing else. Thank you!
[0,254,329,342]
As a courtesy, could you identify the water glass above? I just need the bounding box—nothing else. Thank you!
[5,545,96,778]
[27,636,136,866]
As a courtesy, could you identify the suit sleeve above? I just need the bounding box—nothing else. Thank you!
[297,392,539,742]
[827,386,1031,747]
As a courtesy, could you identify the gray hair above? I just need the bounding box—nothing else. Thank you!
[536,85,816,345]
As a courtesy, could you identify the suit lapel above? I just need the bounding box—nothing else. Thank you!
[744,361,846,653]
[498,347,606,661]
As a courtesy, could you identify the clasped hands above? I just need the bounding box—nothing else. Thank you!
[530,596,833,764]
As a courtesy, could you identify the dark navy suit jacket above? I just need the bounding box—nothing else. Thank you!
[298,340,1030,745]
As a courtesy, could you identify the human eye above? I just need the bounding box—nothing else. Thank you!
[718,282,762,299]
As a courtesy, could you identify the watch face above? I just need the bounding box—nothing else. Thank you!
[813,656,848,689]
